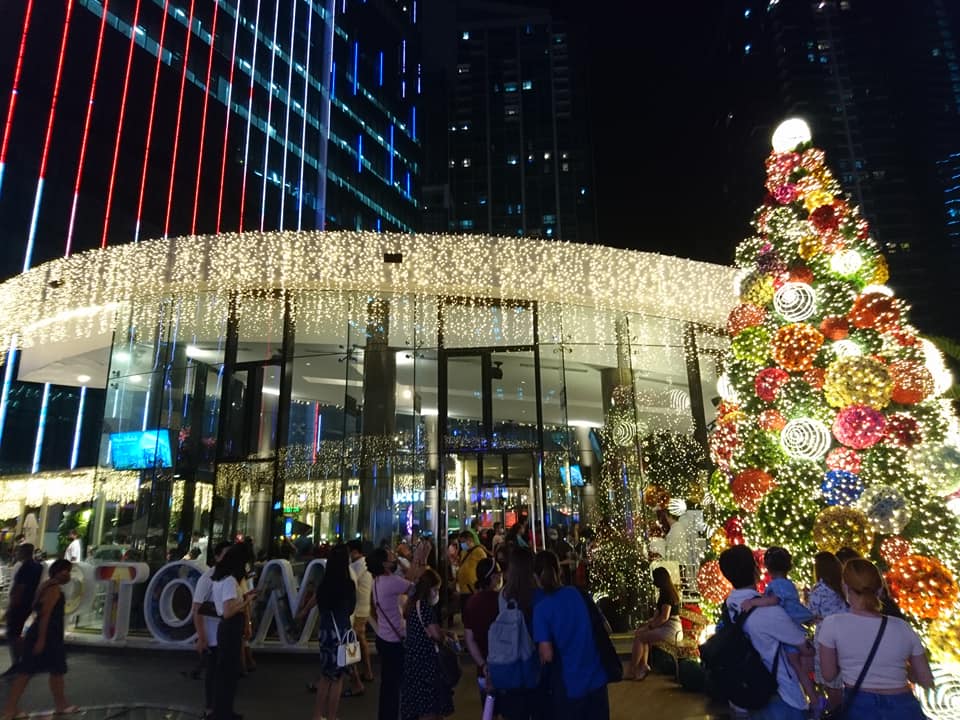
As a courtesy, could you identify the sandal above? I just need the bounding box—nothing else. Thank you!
[56,706,81,715]
[341,687,365,698]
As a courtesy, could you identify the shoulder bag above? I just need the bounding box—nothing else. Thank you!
[417,600,462,689]
[821,615,887,720]
[330,611,361,667]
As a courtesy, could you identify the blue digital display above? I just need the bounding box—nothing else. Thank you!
[110,429,173,470]
[559,464,584,487]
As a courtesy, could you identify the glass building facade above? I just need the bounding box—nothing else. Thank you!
[0,231,734,568]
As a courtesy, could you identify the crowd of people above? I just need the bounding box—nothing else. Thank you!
[713,543,933,720]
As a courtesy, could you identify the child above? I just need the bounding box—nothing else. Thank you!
[741,547,817,709]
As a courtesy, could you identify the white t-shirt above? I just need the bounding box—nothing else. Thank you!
[351,557,372,618]
[818,612,924,690]
[65,538,83,562]
[212,575,241,618]
[193,567,220,647]
[726,588,808,711]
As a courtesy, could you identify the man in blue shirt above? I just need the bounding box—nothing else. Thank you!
[532,551,609,720]
[4,544,42,673]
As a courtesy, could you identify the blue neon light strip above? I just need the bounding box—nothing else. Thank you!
[0,345,18,450]
[353,41,359,95]
[31,383,50,474]
[379,51,383,86]
[70,386,86,469]
[331,60,336,99]
[298,0,314,231]
[260,0,281,232]
[411,105,416,141]
[279,0,298,229]
[405,171,410,196]
[22,178,44,273]
[389,124,394,184]
[357,134,363,172]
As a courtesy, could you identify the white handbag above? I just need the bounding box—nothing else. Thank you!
[331,612,361,667]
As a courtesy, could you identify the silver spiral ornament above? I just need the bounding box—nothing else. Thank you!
[916,662,960,720]
[780,418,832,460]
[668,389,691,411]
[773,281,817,321]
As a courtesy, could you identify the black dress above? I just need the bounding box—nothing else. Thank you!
[401,602,454,720]
[17,587,67,676]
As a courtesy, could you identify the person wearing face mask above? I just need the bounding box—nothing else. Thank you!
[463,558,503,710]
[369,548,413,720]
[401,569,455,720]
[456,530,488,622]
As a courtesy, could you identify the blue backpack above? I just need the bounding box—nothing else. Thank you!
[486,595,540,690]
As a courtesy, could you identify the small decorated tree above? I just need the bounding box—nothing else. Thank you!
[701,120,960,681]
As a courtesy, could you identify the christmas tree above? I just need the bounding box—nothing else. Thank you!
[699,119,960,674]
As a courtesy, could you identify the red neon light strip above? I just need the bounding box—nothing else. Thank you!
[0,0,36,176]
[216,1,242,233]
[133,0,172,243]
[101,0,144,248]
[36,0,75,183]
[190,0,219,234]
[65,0,110,257]
[163,0,197,239]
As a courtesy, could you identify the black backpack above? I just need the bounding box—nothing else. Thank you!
[699,602,779,710]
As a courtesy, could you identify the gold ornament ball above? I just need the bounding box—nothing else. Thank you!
[710,528,729,555]
[928,616,960,665]
[886,554,959,621]
[798,233,824,261]
[771,323,825,372]
[644,485,670,508]
[812,506,873,555]
[741,274,775,307]
[822,356,893,409]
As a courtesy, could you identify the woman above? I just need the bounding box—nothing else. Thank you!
[818,558,933,720]
[808,551,848,713]
[628,566,681,680]
[370,547,413,720]
[497,546,542,720]
[401,568,454,720]
[211,544,256,720]
[311,544,357,720]
[463,558,503,711]
[1,559,77,720]
[532,550,608,720]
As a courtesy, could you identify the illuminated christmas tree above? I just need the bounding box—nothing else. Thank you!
[699,120,960,685]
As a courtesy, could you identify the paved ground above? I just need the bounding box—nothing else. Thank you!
[0,647,728,719]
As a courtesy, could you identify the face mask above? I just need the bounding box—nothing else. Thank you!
[460,542,469,551]
[430,589,440,606]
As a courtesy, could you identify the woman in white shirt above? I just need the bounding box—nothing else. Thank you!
[210,545,256,720]
[818,558,933,720]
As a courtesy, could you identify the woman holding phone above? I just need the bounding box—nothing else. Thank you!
[211,544,257,720]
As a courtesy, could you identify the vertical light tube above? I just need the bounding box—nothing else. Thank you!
[297,0,314,231]
[316,0,337,229]
[163,0,197,239]
[70,386,87,469]
[0,342,18,450]
[133,0,173,243]
[101,0,144,248]
[22,0,75,273]
[388,124,394,184]
[352,41,358,94]
[259,0,282,232]
[191,0,220,234]
[279,0,298,228]
[378,50,383,86]
[239,0,263,232]
[65,0,110,258]
[357,134,362,173]
[31,383,50,474]
[216,0,243,233]
[0,0,36,201]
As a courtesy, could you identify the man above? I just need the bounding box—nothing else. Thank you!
[455,530,488,618]
[64,529,83,563]
[547,527,577,586]
[192,540,232,719]
[718,544,810,719]
[3,544,41,673]
[346,539,374,692]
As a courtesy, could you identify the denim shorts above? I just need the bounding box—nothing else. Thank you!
[748,696,806,720]
[843,688,926,720]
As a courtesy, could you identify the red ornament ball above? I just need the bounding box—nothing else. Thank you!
[759,409,788,431]
[727,303,767,337]
[732,469,777,512]
[820,316,850,341]
[885,413,922,448]
[849,293,901,332]
[879,536,912,565]
[772,323,825,372]
[788,265,814,285]
[755,367,791,402]
[724,516,745,545]
[810,204,839,231]
[826,447,862,474]
[888,360,935,405]
[697,561,733,605]
[832,404,887,449]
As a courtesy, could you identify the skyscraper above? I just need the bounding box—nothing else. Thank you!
[718,0,960,332]
[423,0,596,242]
[0,0,422,471]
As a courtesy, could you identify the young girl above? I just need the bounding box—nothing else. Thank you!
[808,552,848,714]
[740,547,817,708]
[629,566,682,680]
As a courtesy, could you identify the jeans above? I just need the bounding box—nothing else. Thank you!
[376,635,403,720]
[844,689,926,720]
[749,696,806,720]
